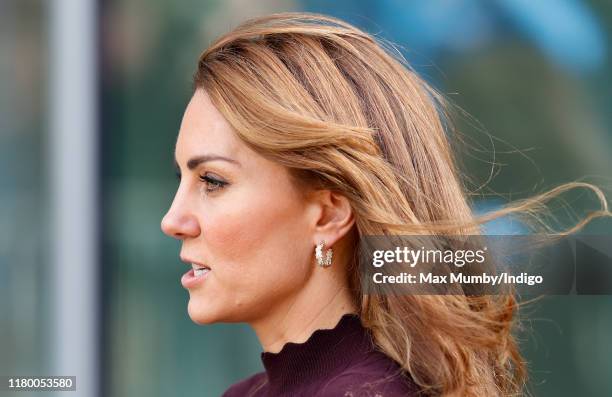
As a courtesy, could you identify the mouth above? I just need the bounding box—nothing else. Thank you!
[191,263,211,277]
[181,256,211,276]
[180,257,212,289]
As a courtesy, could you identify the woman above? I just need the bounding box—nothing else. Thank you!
[161,12,609,397]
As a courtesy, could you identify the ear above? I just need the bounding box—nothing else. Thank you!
[310,190,355,248]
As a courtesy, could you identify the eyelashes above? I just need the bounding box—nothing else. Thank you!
[174,171,228,194]
[198,174,228,193]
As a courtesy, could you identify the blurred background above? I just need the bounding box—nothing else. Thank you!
[1,0,612,396]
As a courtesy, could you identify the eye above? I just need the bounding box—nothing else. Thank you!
[199,173,228,193]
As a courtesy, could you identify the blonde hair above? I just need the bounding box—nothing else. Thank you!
[193,12,611,396]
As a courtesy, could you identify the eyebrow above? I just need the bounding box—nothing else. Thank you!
[174,154,241,171]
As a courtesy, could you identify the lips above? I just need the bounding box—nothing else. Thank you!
[192,265,210,277]
[180,256,212,289]
[180,255,211,270]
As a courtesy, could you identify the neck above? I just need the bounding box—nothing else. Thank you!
[250,265,358,354]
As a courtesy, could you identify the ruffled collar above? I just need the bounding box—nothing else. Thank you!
[260,313,373,393]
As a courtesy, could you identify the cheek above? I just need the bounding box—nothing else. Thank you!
[202,186,312,292]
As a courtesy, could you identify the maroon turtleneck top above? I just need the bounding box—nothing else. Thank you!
[221,313,419,396]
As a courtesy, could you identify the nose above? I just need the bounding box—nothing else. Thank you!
[161,202,201,240]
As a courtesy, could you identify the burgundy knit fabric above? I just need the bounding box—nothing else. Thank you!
[221,313,419,396]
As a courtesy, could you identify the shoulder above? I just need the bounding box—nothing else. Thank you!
[221,371,267,397]
[316,352,420,397]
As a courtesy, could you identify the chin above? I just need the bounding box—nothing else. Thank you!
[187,295,259,325]
[186,297,219,325]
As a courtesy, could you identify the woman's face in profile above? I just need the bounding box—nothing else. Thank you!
[161,89,317,324]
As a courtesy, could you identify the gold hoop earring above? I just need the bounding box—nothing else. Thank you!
[315,240,333,267]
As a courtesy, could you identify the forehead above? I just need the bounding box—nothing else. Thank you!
[175,89,241,162]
